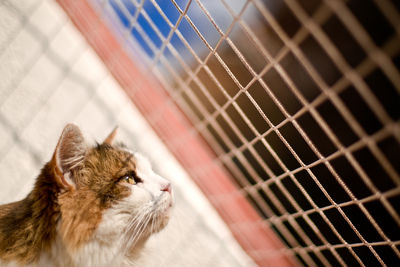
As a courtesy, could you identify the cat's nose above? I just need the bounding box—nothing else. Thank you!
[161,183,172,194]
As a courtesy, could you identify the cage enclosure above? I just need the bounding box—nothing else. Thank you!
[1,0,400,266]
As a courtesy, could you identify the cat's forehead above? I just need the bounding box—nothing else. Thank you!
[87,143,137,171]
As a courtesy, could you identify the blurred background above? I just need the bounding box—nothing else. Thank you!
[1,0,400,266]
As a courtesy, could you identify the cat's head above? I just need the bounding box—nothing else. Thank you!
[46,124,173,255]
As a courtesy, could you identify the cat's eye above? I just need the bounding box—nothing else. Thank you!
[120,172,142,185]
[123,175,136,185]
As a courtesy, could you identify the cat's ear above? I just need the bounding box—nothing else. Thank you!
[103,126,118,145]
[51,124,87,190]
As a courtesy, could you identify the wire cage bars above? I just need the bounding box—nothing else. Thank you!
[58,0,400,266]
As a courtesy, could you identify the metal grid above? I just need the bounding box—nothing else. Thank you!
[0,0,255,266]
[90,0,400,266]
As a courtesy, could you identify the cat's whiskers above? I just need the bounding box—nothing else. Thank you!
[124,211,148,241]
[150,214,156,236]
[123,205,152,247]
[126,210,146,232]
[119,214,151,260]
[110,209,149,263]
[128,211,152,247]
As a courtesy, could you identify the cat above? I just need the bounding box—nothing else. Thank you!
[0,124,173,267]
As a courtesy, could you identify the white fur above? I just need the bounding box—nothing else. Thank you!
[2,153,173,267]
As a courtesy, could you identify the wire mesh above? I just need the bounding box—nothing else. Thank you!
[79,0,400,266]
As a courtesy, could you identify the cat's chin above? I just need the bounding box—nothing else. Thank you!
[155,210,171,231]
[125,212,170,253]
[152,200,173,233]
